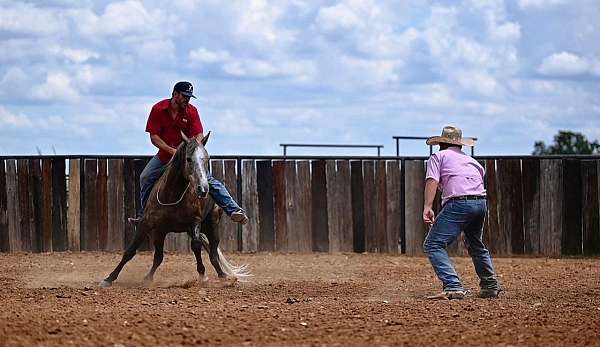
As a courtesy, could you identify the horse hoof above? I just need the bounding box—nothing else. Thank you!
[142,278,153,287]
[199,276,209,287]
[99,280,112,288]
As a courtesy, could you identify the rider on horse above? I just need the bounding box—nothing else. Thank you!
[130,81,248,225]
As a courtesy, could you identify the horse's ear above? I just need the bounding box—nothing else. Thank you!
[200,131,211,146]
[180,131,190,144]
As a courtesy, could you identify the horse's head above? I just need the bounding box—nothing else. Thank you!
[180,131,211,199]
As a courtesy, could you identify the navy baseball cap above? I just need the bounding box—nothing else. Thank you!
[173,81,196,98]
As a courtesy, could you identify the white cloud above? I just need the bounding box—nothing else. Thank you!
[49,46,100,63]
[456,70,499,96]
[0,106,33,128]
[1,67,27,85]
[537,52,591,76]
[490,22,521,43]
[211,109,261,136]
[74,65,113,89]
[221,59,316,81]
[189,48,231,64]
[517,0,566,9]
[32,73,79,102]
[340,56,401,85]
[316,3,361,32]
[0,2,66,36]
[232,0,296,48]
[73,0,173,37]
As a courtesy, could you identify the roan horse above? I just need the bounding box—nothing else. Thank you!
[100,132,251,287]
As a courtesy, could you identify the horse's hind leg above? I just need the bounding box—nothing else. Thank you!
[142,232,166,286]
[100,228,147,287]
[190,224,208,284]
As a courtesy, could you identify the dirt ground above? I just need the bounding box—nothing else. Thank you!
[0,251,599,347]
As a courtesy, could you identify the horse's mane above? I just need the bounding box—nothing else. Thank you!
[160,141,189,183]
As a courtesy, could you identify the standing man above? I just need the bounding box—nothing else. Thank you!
[422,126,500,300]
[130,81,248,225]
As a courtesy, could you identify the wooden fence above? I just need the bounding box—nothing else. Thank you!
[0,156,599,256]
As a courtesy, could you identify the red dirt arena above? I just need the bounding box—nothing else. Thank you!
[1,252,599,346]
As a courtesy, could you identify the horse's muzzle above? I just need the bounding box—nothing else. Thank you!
[197,185,209,199]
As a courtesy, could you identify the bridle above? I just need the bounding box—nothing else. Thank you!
[156,181,190,206]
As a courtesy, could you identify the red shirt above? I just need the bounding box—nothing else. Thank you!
[145,99,203,163]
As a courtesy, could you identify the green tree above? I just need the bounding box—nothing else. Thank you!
[533,130,600,155]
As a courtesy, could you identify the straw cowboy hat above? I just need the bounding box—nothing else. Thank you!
[426,126,476,147]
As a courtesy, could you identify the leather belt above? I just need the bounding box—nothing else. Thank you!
[448,195,486,202]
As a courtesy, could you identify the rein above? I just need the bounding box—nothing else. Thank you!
[156,181,190,206]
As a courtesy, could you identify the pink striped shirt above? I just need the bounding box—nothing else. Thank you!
[425,147,486,205]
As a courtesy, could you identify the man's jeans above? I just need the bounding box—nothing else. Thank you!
[423,199,499,292]
[139,155,242,216]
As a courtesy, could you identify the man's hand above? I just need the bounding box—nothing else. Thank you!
[423,207,435,225]
[423,178,438,225]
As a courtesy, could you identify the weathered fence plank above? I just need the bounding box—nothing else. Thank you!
[582,160,600,255]
[327,160,353,252]
[399,159,406,254]
[83,159,98,251]
[52,159,67,252]
[296,161,312,252]
[404,160,426,256]
[284,161,303,252]
[522,159,541,255]
[484,160,501,255]
[242,160,259,252]
[256,160,275,252]
[221,159,239,252]
[386,160,401,254]
[67,159,81,251]
[362,160,377,252]
[108,160,124,252]
[6,160,19,252]
[122,159,136,249]
[351,160,365,253]
[311,160,328,252]
[562,159,582,255]
[272,161,287,252]
[496,159,523,255]
[40,160,52,252]
[338,160,353,252]
[210,160,225,251]
[134,159,151,251]
[30,159,42,253]
[17,160,32,251]
[97,160,109,251]
[539,159,563,256]
[0,160,8,252]
[375,160,387,253]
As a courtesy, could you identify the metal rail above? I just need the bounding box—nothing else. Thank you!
[280,144,384,157]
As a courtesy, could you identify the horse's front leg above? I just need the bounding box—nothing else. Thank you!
[100,225,147,287]
[142,231,166,286]
[190,223,208,284]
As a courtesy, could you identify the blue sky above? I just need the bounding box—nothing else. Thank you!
[1,0,599,156]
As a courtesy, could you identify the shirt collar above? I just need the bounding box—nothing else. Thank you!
[445,146,465,154]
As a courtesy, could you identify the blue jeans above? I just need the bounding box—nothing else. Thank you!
[139,155,242,216]
[423,199,499,291]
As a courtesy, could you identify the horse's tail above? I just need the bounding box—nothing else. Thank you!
[199,233,253,282]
